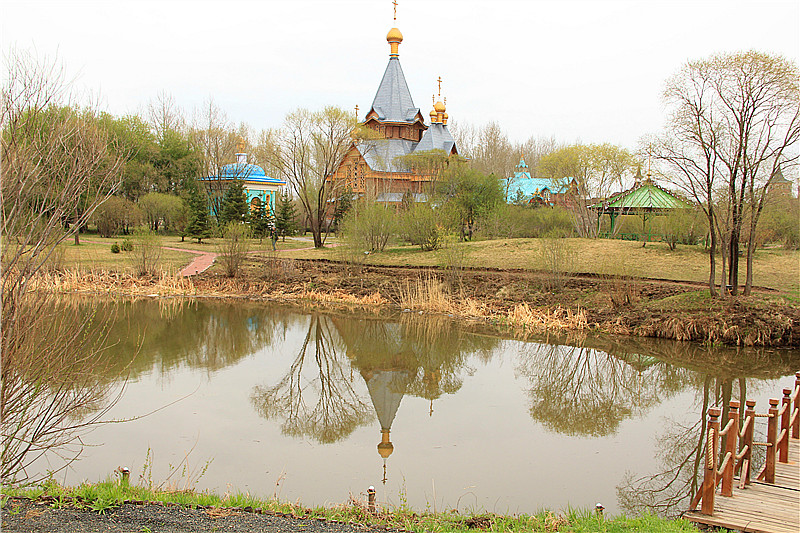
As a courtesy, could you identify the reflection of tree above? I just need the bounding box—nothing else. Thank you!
[516,343,692,437]
[95,297,282,378]
[251,313,371,444]
[618,368,782,517]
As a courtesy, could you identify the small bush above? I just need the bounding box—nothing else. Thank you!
[216,222,251,277]
[110,243,120,254]
[537,235,575,292]
[402,203,443,251]
[341,200,396,252]
[477,204,574,239]
[129,229,162,276]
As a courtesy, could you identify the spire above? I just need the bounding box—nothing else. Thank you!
[432,77,447,124]
[235,137,247,164]
[386,1,403,59]
[369,47,417,123]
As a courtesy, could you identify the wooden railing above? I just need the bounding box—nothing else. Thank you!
[690,371,800,516]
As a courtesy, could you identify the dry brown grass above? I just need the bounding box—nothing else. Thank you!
[397,274,455,313]
[504,303,589,333]
[28,268,195,296]
[282,238,799,295]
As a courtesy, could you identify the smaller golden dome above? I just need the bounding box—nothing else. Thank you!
[434,100,446,113]
[429,109,437,119]
[386,27,403,42]
[377,441,394,459]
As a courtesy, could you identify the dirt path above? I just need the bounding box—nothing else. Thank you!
[163,243,331,277]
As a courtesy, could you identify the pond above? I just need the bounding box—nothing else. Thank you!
[34,298,800,516]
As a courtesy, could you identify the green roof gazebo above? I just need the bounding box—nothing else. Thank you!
[591,169,692,244]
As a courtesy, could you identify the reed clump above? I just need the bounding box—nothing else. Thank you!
[398,273,456,314]
[27,268,193,296]
[504,303,588,333]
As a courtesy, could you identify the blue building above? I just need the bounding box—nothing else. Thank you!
[201,140,286,218]
[503,159,578,206]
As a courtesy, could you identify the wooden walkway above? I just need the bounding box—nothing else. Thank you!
[685,373,800,533]
[685,438,799,533]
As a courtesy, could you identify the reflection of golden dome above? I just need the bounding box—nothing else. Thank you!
[378,441,394,458]
[386,27,403,42]
[378,428,394,458]
[434,100,446,113]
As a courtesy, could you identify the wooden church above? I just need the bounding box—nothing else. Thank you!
[328,19,458,204]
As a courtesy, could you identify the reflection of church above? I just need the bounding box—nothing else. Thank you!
[362,369,411,484]
[328,12,459,204]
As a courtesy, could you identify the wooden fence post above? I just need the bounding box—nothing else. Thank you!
[794,372,800,439]
[765,399,779,484]
[780,388,791,463]
[701,407,721,515]
[721,401,739,497]
[740,399,756,486]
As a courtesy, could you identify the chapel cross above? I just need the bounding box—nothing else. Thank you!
[393,0,398,21]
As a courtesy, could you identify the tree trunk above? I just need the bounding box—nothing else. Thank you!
[743,223,758,296]
[706,208,718,297]
[728,231,739,295]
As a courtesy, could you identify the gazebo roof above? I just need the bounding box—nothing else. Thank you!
[593,179,691,212]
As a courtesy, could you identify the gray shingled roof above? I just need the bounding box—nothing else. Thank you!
[357,139,418,172]
[369,59,420,123]
[416,123,455,154]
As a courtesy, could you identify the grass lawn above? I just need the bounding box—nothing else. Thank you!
[61,238,194,274]
[56,233,798,296]
[281,237,799,296]
[58,235,318,273]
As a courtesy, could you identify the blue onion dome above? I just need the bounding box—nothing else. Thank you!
[219,162,266,178]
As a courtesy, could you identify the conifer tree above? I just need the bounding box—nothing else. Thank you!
[219,179,249,226]
[251,197,273,243]
[275,191,297,242]
[185,180,211,243]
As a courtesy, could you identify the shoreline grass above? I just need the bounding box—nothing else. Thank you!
[1,479,699,532]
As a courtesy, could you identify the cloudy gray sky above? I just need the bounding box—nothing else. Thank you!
[2,0,798,149]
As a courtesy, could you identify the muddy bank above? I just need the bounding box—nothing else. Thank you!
[36,259,799,347]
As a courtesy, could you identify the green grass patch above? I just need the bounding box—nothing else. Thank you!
[2,479,698,532]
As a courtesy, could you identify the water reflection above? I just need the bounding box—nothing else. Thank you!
[251,313,371,444]
[48,297,799,516]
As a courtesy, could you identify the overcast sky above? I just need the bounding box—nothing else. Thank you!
[2,0,798,150]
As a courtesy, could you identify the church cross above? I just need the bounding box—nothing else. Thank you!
[393,0,398,21]
[437,76,442,97]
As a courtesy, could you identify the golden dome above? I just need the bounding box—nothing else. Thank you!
[434,100,446,113]
[386,27,403,42]
[377,441,394,458]
[429,109,438,119]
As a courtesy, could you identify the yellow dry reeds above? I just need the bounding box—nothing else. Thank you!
[23,268,194,297]
[504,303,588,333]
[299,289,387,306]
[397,273,456,314]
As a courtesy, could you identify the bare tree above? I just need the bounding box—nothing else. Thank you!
[146,90,185,146]
[1,48,126,483]
[190,97,238,221]
[251,313,371,443]
[268,106,358,248]
[658,51,800,296]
